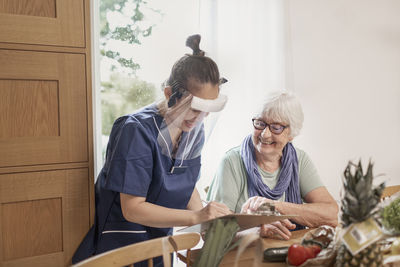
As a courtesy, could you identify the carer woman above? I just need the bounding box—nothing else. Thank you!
[72,35,231,265]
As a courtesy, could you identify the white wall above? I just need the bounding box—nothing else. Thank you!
[197,0,289,198]
[287,0,400,200]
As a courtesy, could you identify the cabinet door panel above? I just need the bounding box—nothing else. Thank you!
[0,0,84,47]
[0,168,90,266]
[0,49,88,167]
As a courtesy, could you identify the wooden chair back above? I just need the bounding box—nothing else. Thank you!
[72,232,200,267]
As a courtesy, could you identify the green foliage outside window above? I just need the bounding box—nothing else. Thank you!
[100,0,161,73]
[100,0,162,137]
[101,73,158,136]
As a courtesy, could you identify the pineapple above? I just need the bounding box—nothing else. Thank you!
[336,160,385,267]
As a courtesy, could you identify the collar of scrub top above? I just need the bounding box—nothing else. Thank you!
[153,116,192,175]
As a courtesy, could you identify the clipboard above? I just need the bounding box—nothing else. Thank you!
[177,214,297,233]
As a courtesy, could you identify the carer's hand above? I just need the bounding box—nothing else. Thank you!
[194,201,232,225]
[241,196,273,213]
[260,219,296,240]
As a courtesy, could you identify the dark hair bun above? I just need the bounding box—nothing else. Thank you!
[186,34,205,56]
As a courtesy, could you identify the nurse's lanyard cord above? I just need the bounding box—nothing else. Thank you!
[153,116,189,174]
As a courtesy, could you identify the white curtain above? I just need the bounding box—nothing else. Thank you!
[196,0,293,198]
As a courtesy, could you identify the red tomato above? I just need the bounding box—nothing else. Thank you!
[309,244,322,257]
[287,243,321,266]
[304,246,316,259]
[287,244,308,266]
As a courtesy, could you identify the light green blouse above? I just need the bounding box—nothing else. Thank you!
[206,145,324,213]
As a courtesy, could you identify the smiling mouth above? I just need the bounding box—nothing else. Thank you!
[259,138,275,145]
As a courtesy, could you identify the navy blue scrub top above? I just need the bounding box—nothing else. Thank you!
[72,104,204,264]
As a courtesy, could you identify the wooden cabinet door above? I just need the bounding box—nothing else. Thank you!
[0,0,84,47]
[0,1,93,266]
[0,49,88,167]
[0,169,90,267]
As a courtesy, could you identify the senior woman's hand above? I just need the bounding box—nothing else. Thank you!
[241,196,274,213]
[234,219,296,241]
[260,219,296,240]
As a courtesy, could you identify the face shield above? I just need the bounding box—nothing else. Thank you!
[154,90,227,174]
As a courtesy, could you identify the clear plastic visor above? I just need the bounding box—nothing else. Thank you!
[154,93,227,163]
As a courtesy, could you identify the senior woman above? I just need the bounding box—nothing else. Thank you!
[207,91,338,240]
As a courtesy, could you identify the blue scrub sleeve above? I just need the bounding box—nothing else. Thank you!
[104,121,154,197]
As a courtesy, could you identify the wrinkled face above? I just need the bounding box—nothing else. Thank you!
[167,81,219,132]
[251,116,292,159]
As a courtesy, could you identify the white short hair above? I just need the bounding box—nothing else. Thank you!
[257,91,304,138]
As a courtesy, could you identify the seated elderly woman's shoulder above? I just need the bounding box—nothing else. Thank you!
[293,147,317,168]
[224,146,241,157]
[294,146,308,158]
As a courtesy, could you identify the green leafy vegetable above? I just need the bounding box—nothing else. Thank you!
[382,197,400,234]
[193,217,240,267]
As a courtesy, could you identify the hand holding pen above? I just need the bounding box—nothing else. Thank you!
[193,200,232,225]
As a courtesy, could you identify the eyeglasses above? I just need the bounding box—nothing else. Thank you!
[252,118,288,135]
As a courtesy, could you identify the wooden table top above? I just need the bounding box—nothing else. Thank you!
[178,229,311,267]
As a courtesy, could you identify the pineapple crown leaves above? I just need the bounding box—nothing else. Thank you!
[340,160,385,227]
